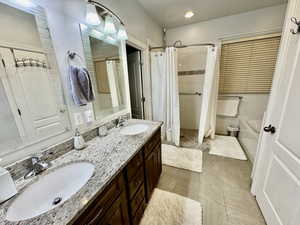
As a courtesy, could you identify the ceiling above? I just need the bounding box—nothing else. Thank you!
[138,0,287,28]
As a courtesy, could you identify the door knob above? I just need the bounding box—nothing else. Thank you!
[263,125,276,134]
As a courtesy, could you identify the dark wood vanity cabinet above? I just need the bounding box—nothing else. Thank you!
[98,192,130,225]
[70,128,162,225]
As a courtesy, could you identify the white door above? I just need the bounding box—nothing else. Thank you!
[127,51,144,119]
[0,47,67,143]
[253,1,300,224]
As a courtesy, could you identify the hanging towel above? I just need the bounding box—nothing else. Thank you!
[69,65,95,106]
[217,98,240,117]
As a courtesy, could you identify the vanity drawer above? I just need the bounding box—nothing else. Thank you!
[144,130,161,158]
[128,168,144,200]
[71,174,125,225]
[132,199,147,225]
[130,184,145,216]
[126,151,143,181]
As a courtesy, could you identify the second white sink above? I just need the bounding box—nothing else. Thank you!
[120,124,149,136]
[6,161,95,222]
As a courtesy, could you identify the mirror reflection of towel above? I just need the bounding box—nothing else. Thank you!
[69,65,95,106]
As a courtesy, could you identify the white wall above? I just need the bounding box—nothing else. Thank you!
[166,4,286,44]
[38,0,163,129]
[178,47,207,130]
[166,4,286,133]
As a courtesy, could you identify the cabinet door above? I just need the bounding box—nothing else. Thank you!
[100,192,130,225]
[145,149,158,201]
[144,144,162,201]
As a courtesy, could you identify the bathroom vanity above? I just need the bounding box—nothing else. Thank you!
[0,120,162,225]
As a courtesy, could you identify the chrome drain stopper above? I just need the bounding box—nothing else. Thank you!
[53,197,62,205]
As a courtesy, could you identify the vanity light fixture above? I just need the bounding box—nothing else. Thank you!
[104,16,117,34]
[105,36,117,45]
[185,11,194,18]
[91,29,104,39]
[117,25,128,41]
[80,23,88,31]
[86,0,128,40]
[86,3,101,25]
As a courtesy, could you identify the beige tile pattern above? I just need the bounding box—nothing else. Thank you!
[180,129,199,148]
[157,151,266,225]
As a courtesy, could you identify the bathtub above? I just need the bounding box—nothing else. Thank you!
[238,118,262,163]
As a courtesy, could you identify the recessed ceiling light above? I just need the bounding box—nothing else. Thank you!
[185,11,194,19]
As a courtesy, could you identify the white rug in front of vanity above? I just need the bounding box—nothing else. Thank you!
[140,189,202,225]
[209,135,247,160]
[162,144,202,172]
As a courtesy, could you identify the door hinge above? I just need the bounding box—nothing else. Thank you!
[1,59,5,68]
[140,61,144,67]
[141,97,146,102]
[17,108,22,116]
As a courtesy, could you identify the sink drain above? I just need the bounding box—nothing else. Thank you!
[52,197,62,205]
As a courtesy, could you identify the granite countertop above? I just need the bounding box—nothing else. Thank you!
[0,119,162,225]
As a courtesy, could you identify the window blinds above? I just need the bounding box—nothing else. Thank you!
[219,35,281,94]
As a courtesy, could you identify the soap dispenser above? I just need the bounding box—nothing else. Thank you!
[0,160,17,203]
[74,129,87,150]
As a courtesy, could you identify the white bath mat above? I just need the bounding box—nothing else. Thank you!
[140,188,202,225]
[162,144,202,172]
[209,135,247,160]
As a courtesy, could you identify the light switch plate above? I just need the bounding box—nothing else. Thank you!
[74,113,84,126]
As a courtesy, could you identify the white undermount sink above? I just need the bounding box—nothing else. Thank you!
[6,161,95,222]
[120,124,149,136]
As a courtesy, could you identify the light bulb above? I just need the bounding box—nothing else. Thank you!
[86,3,101,26]
[185,11,194,18]
[117,25,128,40]
[105,36,117,45]
[104,16,117,34]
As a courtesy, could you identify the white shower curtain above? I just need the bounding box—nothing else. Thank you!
[151,47,180,146]
[106,60,121,108]
[198,46,219,144]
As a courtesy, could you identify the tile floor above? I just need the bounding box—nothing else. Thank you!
[158,151,266,225]
[180,129,199,148]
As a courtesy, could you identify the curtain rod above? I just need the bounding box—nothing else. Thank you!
[150,42,215,50]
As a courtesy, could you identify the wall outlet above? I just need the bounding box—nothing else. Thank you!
[74,113,84,126]
[84,110,94,123]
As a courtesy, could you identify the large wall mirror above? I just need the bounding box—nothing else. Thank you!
[0,0,70,161]
[80,24,128,121]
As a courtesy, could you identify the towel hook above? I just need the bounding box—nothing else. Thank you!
[290,17,300,34]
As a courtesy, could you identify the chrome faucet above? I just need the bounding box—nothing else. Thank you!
[24,156,51,179]
[115,117,126,128]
